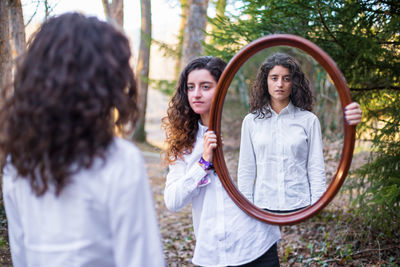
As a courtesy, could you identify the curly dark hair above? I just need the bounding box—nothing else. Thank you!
[249,53,313,118]
[0,13,138,196]
[162,56,226,163]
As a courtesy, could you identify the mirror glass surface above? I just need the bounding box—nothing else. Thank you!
[220,46,344,214]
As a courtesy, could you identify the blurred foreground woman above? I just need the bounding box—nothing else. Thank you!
[0,13,164,267]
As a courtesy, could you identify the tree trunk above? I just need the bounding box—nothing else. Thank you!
[133,0,152,142]
[174,0,188,79]
[181,0,208,69]
[0,0,12,93]
[111,0,123,27]
[9,0,26,57]
[102,0,111,19]
[102,0,123,27]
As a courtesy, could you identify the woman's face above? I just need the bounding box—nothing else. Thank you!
[267,65,292,105]
[187,69,217,118]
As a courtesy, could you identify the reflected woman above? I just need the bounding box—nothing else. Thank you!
[237,53,361,213]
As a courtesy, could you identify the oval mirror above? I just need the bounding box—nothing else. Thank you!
[209,34,356,225]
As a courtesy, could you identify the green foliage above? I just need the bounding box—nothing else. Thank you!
[152,39,181,60]
[206,0,400,91]
[347,90,400,235]
[150,79,176,96]
[206,0,400,235]
[280,209,400,265]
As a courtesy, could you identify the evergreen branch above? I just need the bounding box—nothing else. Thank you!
[350,86,400,91]
[152,39,179,58]
[379,42,400,45]
[316,0,344,49]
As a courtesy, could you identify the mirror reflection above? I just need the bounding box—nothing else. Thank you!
[221,46,344,214]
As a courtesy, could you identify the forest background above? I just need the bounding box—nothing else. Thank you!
[0,0,399,266]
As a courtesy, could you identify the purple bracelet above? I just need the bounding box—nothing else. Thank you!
[198,157,214,171]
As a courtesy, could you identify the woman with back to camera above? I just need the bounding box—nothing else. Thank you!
[237,53,362,213]
[0,13,164,267]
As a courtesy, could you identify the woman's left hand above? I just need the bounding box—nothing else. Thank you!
[344,102,362,125]
[202,131,218,163]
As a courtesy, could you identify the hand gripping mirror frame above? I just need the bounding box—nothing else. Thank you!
[209,34,356,225]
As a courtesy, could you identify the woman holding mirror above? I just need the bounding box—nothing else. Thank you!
[163,56,282,267]
[237,53,362,213]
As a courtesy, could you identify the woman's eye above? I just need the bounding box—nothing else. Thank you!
[271,77,277,81]
[203,85,210,90]
[187,85,194,91]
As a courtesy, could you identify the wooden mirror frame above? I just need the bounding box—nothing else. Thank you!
[209,34,356,225]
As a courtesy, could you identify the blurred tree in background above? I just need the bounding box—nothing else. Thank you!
[205,0,399,235]
[0,0,25,93]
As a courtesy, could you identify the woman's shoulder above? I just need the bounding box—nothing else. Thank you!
[242,112,271,127]
[243,112,259,123]
[2,157,19,192]
[96,138,147,186]
[294,107,319,120]
[106,137,144,166]
[113,137,140,152]
[293,108,322,132]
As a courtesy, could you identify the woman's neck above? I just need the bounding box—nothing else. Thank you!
[200,113,209,127]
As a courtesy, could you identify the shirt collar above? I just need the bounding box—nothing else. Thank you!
[269,101,295,117]
[286,101,296,117]
[198,121,208,136]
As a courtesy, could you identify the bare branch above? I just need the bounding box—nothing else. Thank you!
[25,0,41,27]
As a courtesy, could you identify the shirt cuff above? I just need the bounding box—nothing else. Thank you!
[184,163,210,190]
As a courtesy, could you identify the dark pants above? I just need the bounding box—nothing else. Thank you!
[264,207,307,213]
[197,243,280,267]
[230,243,280,267]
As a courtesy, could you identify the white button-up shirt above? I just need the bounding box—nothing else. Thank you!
[164,122,281,267]
[2,138,165,267]
[238,102,326,211]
